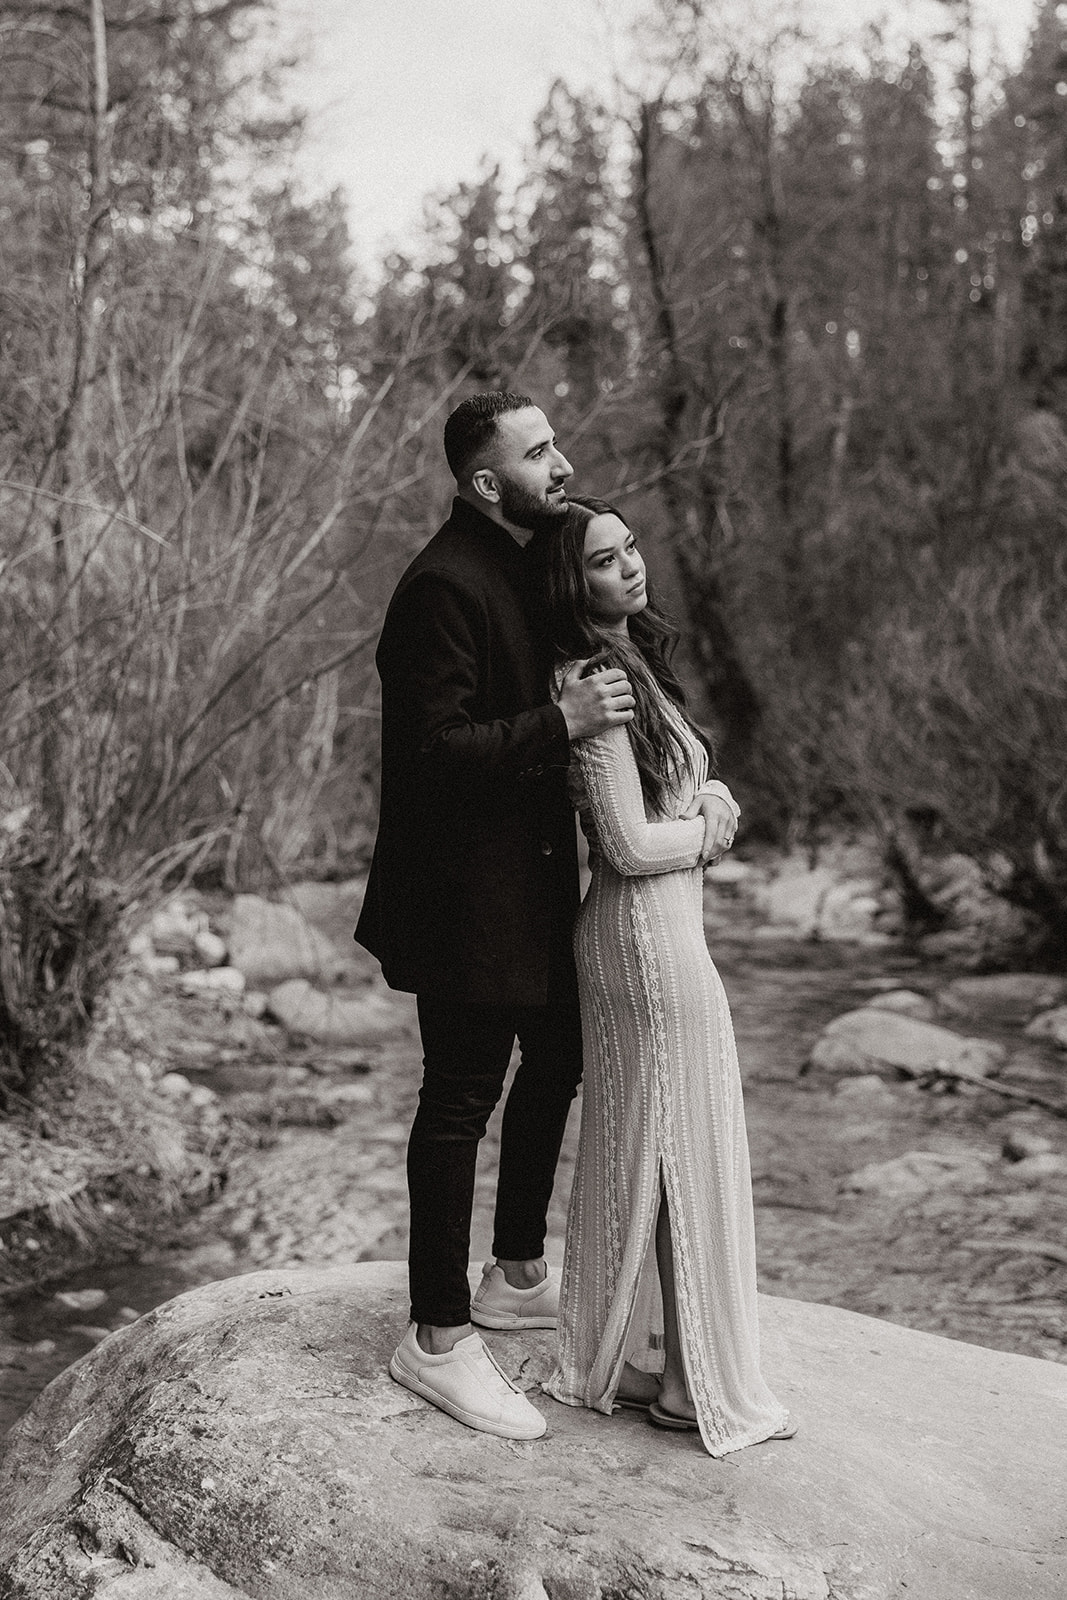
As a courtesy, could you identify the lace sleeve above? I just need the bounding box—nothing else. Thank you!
[574,725,705,877]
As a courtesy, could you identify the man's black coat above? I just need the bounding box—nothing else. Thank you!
[355,497,579,1006]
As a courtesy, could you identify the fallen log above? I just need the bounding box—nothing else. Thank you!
[902,1061,1067,1119]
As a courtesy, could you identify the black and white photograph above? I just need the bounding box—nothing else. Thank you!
[1,1,1065,1594]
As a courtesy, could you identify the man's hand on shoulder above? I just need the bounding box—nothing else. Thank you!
[558,658,635,741]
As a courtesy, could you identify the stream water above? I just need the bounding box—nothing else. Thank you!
[3,904,1065,1441]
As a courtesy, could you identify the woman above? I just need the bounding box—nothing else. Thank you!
[542,496,794,1456]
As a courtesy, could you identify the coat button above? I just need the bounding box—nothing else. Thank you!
[540,840,553,856]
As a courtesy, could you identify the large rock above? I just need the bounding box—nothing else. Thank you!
[863,988,937,1021]
[808,1007,1007,1080]
[225,895,349,988]
[936,973,1067,1027]
[266,979,405,1045]
[1,1263,1064,1600]
[282,879,366,943]
[1025,1006,1067,1049]
[842,1148,995,1198]
[915,855,1036,960]
[750,845,897,944]
[753,860,838,936]
[147,897,211,958]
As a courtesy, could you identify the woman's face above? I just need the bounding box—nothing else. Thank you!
[583,513,647,631]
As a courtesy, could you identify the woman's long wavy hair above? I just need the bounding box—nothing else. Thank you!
[543,496,712,813]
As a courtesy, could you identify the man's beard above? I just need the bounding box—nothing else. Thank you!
[497,472,568,533]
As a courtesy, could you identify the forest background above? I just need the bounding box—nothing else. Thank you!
[1,0,1066,1109]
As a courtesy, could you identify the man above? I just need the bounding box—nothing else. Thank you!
[356,392,735,1440]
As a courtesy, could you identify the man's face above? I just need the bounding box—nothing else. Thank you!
[486,407,573,531]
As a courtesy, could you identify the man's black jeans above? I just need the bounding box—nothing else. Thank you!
[408,975,583,1329]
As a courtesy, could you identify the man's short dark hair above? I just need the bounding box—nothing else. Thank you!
[443,391,536,483]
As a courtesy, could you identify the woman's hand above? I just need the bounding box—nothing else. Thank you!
[683,792,736,867]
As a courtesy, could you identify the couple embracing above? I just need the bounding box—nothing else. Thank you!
[355,392,794,1457]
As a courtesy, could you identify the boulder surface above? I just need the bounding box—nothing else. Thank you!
[1,1262,1064,1600]
[936,972,1067,1026]
[2,1260,1067,1600]
[266,979,404,1046]
[225,895,349,988]
[807,1006,1007,1079]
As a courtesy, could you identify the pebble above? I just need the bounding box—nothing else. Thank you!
[1002,1129,1055,1162]
[1007,1153,1067,1185]
[833,1074,897,1105]
[68,1325,112,1344]
[842,1150,994,1198]
[193,930,229,968]
[367,1120,409,1144]
[1024,1007,1067,1049]
[157,1072,193,1097]
[865,990,937,1021]
[327,1082,376,1106]
[54,1288,108,1313]
[180,967,245,996]
[141,954,180,976]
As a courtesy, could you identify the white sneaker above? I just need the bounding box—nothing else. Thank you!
[470,1261,559,1330]
[388,1324,547,1440]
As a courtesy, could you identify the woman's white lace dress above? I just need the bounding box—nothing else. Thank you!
[545,694,789,1456]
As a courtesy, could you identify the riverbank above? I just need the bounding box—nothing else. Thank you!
[2,856,1065,1439]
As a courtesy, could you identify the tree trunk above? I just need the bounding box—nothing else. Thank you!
[633,101,762,765]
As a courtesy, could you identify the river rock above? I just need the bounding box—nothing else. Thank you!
[224,1087,354,1129]
[916,854,1036,956]
[283,878,366,937]
[54,1288,108,1313]
[841,1149,995,1198]
[147,898,210,957]
[1002,1126,1055,1161]
[67,1324,112,1345]
[180,967,246,996]
[918,927,986,961]
[1,1261,1064,1600]
[864,989,937,1020]
[267,979,403,1046]
[192,929,229,968]
[807,1008,1007,1080]
[226,895,349,988]
[936,973,1067,1027]
[704,855,755,886]
[754,860,838,935]
[816,881,887,941]
[1025,1006,1067,1048]
[832,1073,898,1108]
[751,853,896,943]
[140,952,181,977]
[1007,1152,1067,1185]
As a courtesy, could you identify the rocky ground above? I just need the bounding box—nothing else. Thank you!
[2,852,1065,1439]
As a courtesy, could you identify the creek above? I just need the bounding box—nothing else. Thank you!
[3,893,1065,1441]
